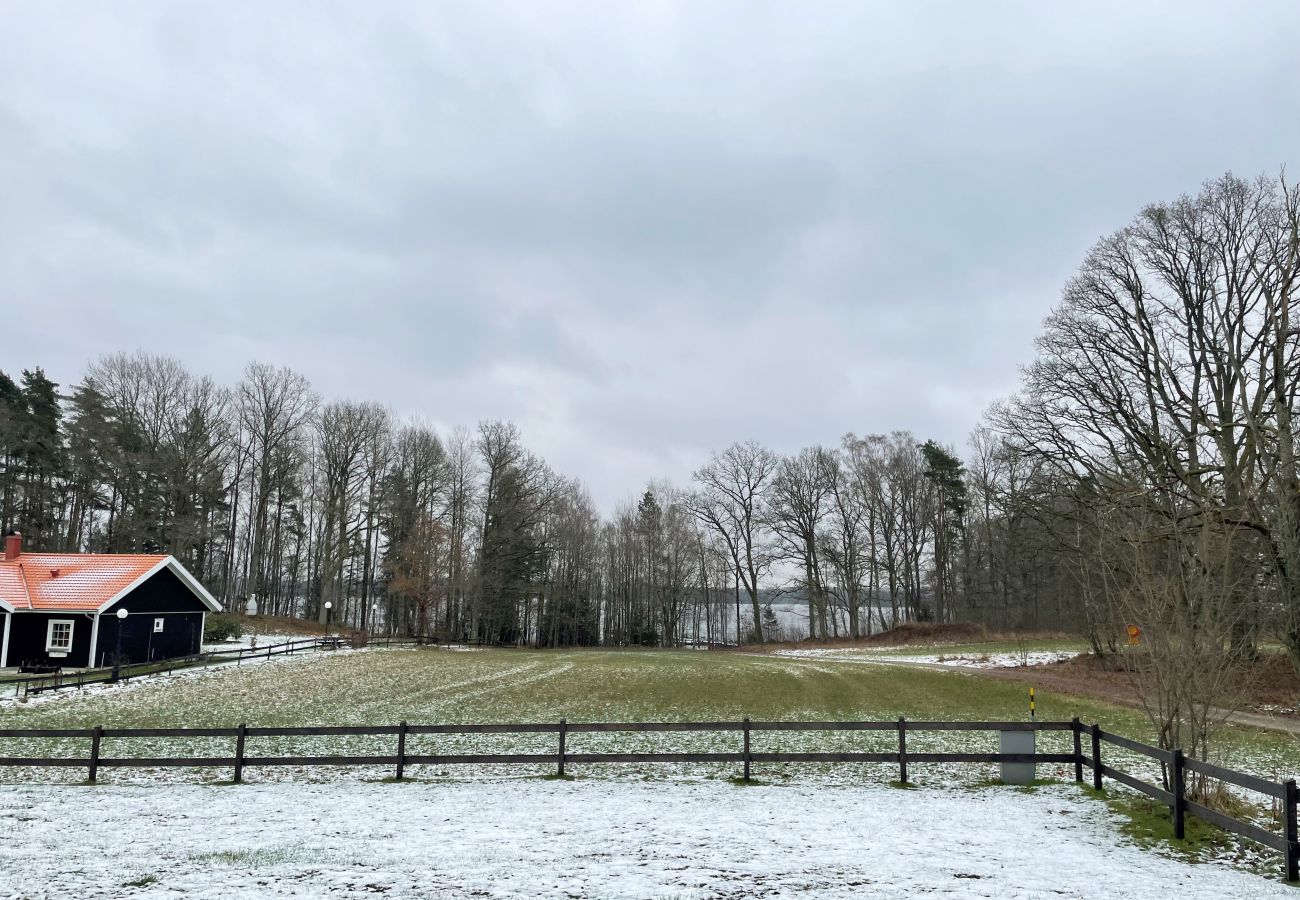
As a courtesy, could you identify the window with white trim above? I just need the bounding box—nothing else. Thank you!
[46,619,74,656]
[153,618,165,633]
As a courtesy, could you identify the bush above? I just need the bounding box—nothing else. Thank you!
[204,614,243,643]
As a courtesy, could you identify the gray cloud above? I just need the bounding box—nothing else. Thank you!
[3,1,1299,509]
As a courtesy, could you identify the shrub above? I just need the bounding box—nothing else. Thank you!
[204,614,243,643]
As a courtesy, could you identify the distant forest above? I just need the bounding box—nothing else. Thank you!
[0,356,968,646]
[3,172,1299,667]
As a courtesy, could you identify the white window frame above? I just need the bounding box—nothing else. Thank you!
[46,619,75,657]
[153,617,165,633]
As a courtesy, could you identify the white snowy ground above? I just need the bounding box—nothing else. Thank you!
[1,781,1289,900]
[201,631,304,652]
[0,643,351,710]
[769,647,1080,668]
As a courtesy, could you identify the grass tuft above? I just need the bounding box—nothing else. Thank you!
[121,874,159,888]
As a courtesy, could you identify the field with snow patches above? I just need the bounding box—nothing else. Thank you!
[2,646,1298,895]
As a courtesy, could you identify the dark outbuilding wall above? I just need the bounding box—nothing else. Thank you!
[5,611,94,669]
[97,568,208,666]
[6,566,209,669]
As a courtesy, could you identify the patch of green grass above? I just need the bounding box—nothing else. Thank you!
[121,874,159,888]
[1094,789,1237,861]
[1069,783,1285,879]
[188,847,300,867]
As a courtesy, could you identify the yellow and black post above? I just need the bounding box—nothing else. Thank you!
[1029,687,1036,721]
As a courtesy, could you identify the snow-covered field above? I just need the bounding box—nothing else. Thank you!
[3,645,1295,894]
[1,780,1288,899]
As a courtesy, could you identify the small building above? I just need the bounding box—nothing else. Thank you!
[0,532,221,671]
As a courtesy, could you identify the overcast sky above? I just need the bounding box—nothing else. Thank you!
[2,2,1298,511]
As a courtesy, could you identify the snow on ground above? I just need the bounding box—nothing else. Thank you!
[1,780,1288,899]
[769,647,1081,668]
[0,643,355,710]
[201,631,305,652]
[891,651,1080,668]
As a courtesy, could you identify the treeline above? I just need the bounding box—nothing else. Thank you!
[5,169,1294,665]
[0,357,965,644]
[978,171,1300,700]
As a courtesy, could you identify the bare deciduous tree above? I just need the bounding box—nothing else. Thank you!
[689,440,778,642]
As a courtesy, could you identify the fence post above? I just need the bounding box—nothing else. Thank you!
[396,721,408,781]
[1091,725,1103,791]
[742,717,751,781]
[233,723,248,784]
[88,725,103,783]
[557,719,567,777]
[898,717,908,785]
[1171,748,1186,840]
[1286,779,1299,882]
[1071,717,1083,783]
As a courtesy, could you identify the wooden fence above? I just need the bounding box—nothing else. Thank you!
[1,717,1295,880]
[1083,723,1299,879]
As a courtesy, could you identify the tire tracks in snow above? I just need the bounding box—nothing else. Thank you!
[446,660,576,704]
[421,661,544,698]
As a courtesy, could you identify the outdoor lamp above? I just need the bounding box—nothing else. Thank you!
[112,608,129,680]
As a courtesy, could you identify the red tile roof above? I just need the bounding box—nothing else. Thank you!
[0,553,170,611]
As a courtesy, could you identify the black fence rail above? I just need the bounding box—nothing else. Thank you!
[6,637,347,699]
[1080,723,1299,879]
[1,716,1295,880]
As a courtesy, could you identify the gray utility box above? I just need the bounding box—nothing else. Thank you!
[999,730,1036,785]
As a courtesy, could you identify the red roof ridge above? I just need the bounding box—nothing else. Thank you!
[0,552,170,563]
[5,551,170,556]
[16,561,33,609]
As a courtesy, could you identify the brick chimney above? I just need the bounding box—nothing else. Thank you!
[4,531,21,561]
